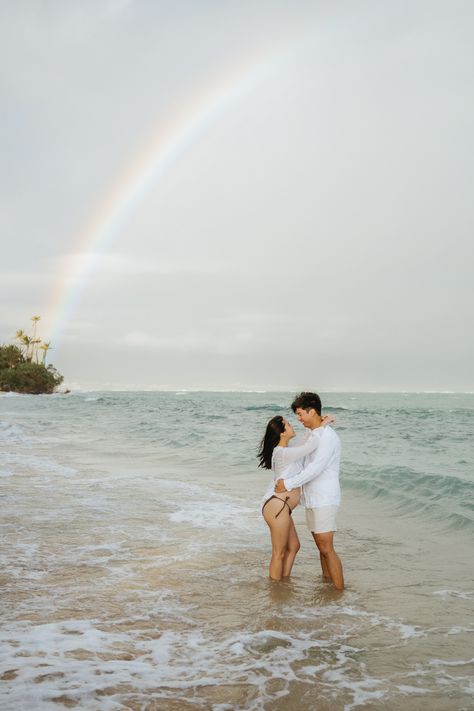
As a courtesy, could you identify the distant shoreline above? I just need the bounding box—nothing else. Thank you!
[3,388,472,395]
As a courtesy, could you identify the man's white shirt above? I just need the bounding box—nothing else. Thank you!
[283,426,341,508]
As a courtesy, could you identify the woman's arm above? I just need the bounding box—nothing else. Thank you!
[273,431,322,473]
[321,414,335,427]
[273,416,335,475]
[278,415,335,464]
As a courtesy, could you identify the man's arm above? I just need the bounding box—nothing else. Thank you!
[275,430,321,470]
[275,429,334,492]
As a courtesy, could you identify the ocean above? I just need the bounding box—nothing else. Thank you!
[1,391,473,710]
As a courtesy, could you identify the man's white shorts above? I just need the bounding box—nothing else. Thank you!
[305,506,339,534]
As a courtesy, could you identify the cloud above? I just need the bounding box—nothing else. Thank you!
[123,330,214,352]
[48,252,242,280]
[123,325,263,354]
[0,271,51,287]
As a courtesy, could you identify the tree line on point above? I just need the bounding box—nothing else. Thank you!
[0,316,64,394]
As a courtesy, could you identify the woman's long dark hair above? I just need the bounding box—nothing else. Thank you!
[257,415,285,469]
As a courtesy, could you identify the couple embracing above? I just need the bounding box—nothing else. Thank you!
[258,392,344,590]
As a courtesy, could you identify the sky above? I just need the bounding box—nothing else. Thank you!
[1,0,473,391]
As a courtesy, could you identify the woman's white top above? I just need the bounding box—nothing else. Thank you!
[260,430,322,510]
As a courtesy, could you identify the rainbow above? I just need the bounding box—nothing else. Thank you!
[45,41,297,346]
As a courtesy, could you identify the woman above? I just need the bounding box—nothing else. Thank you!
[258,415,332,581]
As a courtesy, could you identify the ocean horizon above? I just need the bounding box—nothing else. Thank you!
[17,387,473,394]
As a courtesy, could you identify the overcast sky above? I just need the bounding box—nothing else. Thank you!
[1,0,473,391]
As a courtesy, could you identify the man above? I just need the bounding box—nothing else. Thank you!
[275,391,344,590]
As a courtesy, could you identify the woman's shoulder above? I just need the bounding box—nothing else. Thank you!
[271,446,285,468]
[272,445,286,456]
[271,446,283,460]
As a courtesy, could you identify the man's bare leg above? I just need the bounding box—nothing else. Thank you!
[312,531,344,590]
[319,552,331,580]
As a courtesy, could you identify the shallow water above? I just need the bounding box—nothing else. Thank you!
[1,391,473,709]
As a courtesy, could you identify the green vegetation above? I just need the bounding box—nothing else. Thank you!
[0,316,64,394]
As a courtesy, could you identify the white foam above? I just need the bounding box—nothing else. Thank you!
[120,589,196,624]
[0,420,33,446]
[157,477,258,532]
[432,589,474,600]
[463,680,474,695]
[446,626,474,635]
[168,501,254,530]
[0,542,44,581]
[395,684,433,694]
[74,543,125,566]
[285,603,424,641]
[0,451,78,477]
[322,669,387,710]
[0,620,373,710]
[1,601,472,710]
[429,657,474,667]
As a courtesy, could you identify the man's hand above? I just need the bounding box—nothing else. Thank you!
[274,479,287,493]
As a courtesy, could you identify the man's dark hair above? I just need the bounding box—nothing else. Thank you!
[291,392,322,416]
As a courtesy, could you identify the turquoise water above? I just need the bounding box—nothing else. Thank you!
[1,391,473,709]
[3,390,471,530]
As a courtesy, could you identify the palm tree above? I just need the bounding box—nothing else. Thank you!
[15,330,30,359]
[31,338,43,363]
[39,341,52,366]
[12,319,53,365]
[31,316,41,340]
[21,334,33,362]
[30,317,41,362]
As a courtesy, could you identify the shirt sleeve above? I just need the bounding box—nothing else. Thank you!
[288,434,309,447]
[275,431,321,469]
[282,429,334,489]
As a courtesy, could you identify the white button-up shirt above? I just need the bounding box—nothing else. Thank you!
[283,426,341,509]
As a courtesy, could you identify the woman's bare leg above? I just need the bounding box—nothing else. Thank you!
[263,499,291,581]
[282,517,300,578]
